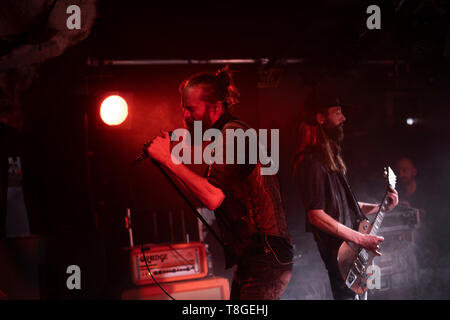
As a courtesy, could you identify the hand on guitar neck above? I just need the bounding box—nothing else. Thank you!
[359,187,399,215]
[384,185,399,212]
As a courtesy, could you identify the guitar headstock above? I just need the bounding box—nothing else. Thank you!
[384,166,397,189]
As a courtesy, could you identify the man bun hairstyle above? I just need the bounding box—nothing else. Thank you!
[179,65,240,109]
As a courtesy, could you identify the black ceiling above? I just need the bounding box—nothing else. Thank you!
[86,0,450,64]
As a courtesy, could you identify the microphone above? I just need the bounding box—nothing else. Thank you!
[131,147,149,166]
[131,131,173,166]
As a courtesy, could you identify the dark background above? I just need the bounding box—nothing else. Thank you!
[1,0,450,299]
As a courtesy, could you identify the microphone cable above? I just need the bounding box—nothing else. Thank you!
[140,245,176,300]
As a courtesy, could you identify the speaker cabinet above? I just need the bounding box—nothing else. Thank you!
[121,276,230,300]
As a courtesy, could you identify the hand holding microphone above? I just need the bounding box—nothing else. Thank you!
[132,130,172,166]
[146,131,171,165]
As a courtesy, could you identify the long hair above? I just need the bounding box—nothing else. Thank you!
[178,65,240,109]
[292,120,346,176]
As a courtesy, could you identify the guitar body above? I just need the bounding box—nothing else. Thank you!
[336,166,396,295]
[337,219,375,295]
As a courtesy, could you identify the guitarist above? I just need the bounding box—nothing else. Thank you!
[293,96,399,299]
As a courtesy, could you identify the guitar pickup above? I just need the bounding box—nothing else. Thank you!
[359,250,369,263]
[353,262,363,274]
[346,270,357,287]
[355,259,366,272]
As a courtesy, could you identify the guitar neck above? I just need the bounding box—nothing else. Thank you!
[369,194,389,236]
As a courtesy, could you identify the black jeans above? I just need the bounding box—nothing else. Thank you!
[327,269,357,300]
[230,236,293,300]
[319,242,357,300]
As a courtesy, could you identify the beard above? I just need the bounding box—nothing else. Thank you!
[324,123,344,145]
[184,113,214,139]
[397,176,413,192]
[397,179,407,194]
[184,118,194,136]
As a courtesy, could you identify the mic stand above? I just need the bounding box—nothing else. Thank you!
[131,155,226,250]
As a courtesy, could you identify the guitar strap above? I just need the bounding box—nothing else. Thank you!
[337,169,368,225]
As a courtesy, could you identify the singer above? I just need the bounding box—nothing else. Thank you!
[145,66,293,300]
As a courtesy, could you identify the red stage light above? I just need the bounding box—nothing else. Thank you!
[100,95,128,126]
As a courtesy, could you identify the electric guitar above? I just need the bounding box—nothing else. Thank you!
[336,166,397,295]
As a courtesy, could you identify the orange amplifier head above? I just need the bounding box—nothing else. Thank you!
[130,242,208,285]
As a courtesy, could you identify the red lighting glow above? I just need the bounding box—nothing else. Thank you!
[100,95,128,126]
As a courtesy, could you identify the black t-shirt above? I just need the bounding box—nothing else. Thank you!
[295,147,365,271]
[398,183,429,213]
[205,111,292,268]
